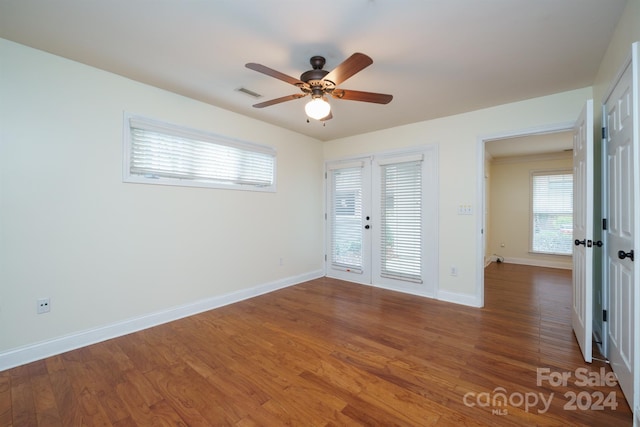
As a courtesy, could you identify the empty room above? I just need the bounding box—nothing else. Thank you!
[1,1,640,425]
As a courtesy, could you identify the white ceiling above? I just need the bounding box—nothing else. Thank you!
[0,0,627,142]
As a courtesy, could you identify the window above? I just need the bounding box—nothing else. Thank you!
[123,113,276,191]
[531,170,573,255]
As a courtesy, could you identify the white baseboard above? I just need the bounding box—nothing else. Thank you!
[492,257,572,270]
[0,269,324,372]
[437,289,482,307]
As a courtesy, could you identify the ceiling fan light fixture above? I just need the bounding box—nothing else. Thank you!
[305,97,331,120]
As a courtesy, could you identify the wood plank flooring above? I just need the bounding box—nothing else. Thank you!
[0,263,634,425]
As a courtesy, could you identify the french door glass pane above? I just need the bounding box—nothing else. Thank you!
[331,167,363,271]
[380,161,422,282]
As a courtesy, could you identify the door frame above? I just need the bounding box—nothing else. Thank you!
[476,121,575,307]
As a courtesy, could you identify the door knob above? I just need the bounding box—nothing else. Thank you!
[618,250,634,261]
[364,225,370,229]
[574,239,586,246]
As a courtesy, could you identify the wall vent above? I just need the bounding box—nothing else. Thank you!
[236,87,262,98]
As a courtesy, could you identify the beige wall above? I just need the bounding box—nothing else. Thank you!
[488,153,573,269]
[0,39,324,359]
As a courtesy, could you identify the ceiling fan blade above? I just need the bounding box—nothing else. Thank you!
[331,89,393,104]
[245,63,306,86]
[323,53,373,86]
[252,93,306,108]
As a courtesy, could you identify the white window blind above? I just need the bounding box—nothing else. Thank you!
[531,171,573,255]
[380,160,422,282]
[124,114,276,191]
[331,166,363,271]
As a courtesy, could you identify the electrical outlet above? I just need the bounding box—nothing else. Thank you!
[450,266,458,276]
[457,204,473,215]
[37,297,50,314]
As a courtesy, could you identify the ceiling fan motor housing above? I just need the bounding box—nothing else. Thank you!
[300,68,329,82]
[299,56,335,98]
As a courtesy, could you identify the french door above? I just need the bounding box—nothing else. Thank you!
[326,148,438,297]
[326,160,373,283]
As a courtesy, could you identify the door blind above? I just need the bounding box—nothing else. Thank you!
[331,167,363,271]
[380,161,423,282]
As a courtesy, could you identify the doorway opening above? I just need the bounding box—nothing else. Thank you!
[475,122,574,307]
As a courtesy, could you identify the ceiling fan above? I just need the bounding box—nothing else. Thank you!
[245,53,393,121]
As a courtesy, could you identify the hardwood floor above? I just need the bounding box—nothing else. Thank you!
[1,263,633,426]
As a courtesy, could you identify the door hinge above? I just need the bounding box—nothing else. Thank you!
[324,254,327,261]
[602,127,607,139]
[603,309,608,322]
[602,218,607,230]
[325,172,327,179]
[325,213,327,220]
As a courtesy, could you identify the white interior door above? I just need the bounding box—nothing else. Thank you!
[326,148,438,296]
[604,42,639,416]
[572,99,594,363]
